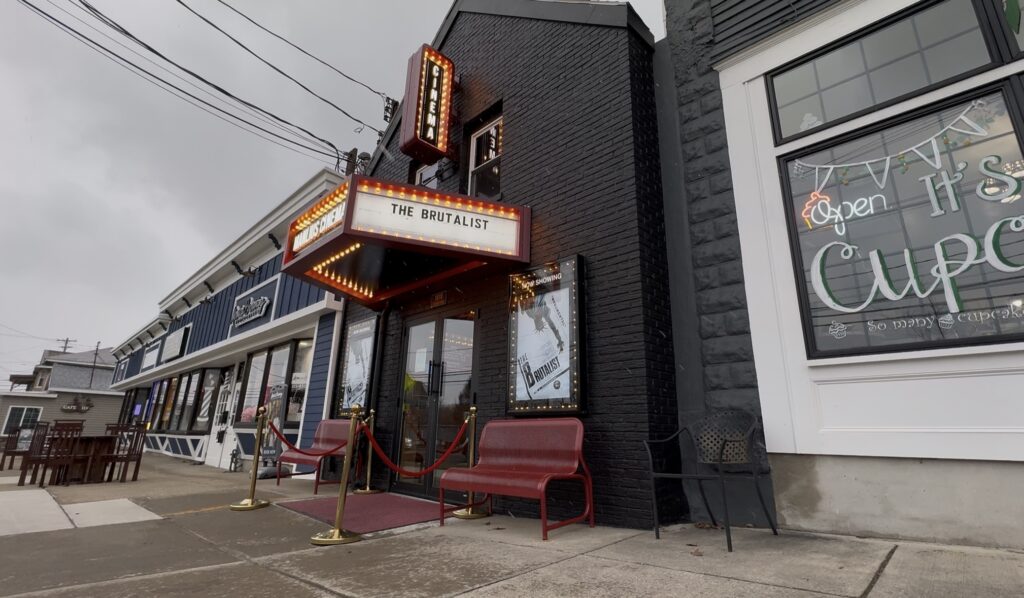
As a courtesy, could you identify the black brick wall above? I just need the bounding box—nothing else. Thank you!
[344,11,678,528]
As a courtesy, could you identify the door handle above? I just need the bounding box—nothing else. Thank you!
[427,360,435,396]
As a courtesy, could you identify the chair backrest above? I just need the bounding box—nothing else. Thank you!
[127,423,148,458]
[312,419,351,447]
[687,410,757,465]
[47,422,83,458]
[476,417,584,474]
[3,427,19,452]
[25,422,50,458]
[106,423,132,455]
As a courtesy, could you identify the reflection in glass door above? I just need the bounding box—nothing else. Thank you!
[396,311,476,495]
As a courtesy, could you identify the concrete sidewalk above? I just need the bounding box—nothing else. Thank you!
[0,455,1021,597]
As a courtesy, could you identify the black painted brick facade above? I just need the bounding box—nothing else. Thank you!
[664,0,762,416]
[347,11,678,528]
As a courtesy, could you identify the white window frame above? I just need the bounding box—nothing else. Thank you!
[468,116,503,196]
[3,406,42,435]
[718,0,1024,462]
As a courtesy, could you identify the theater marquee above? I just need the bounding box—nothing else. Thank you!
[282,175,530,309]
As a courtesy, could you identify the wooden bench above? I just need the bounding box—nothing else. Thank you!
[439,417,594,540]
[277,419,350,494]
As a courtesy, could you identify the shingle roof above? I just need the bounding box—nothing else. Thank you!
[45,347,116,368]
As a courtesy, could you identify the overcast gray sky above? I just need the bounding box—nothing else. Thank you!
[0,0,665,381]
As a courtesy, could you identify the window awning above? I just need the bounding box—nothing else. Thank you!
[282,175,531,309]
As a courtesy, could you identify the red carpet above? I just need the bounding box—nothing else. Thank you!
[278,492,450,533]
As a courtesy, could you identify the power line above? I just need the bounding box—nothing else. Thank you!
[174,0,382,135]
[46,0,328,154]
[18,0,345,166]
[0,322,54,341]
[214,0,389,100]
[74,0,348,168]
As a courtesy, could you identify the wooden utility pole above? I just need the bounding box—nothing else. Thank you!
[88,341,100,388]
[56,337,76,352]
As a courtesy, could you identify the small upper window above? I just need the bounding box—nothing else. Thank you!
[469,118,502,198]
[416,163,440,189]
[770,0,991,140]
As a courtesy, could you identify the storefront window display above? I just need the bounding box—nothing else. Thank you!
[287,339,313,422]
[158,377,178,429]
[175,371,201,432]
[784,87,1024,356]
[192,369,219,433]
[238,350,267,423]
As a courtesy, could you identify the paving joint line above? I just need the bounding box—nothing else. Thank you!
[450,525,649,596]
[583,550,851,597]
[177,521,353,598]
[4,562,245,597]
[859,544,898,598]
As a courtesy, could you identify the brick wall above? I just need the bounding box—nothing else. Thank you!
[351,12,677,528]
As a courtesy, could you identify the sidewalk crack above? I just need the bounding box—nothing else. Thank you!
[860,544,898,598]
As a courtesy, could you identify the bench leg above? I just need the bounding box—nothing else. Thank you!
[276,460,281,486]
[540,488,549,541]
[586,475,595,528]
[439,488,445,527]
[314,460,321,495]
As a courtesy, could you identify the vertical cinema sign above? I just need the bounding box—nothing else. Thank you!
[399,44,454,164]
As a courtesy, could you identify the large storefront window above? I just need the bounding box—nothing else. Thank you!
[236,339,312,425]
[771,0,991,140]
[158,377,178,429]
[784,89,1024,356]
[238,350,267,423]
[287,340,313,423]
[192,369,219,433]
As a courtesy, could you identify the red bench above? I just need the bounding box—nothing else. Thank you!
[439,417,594,540]
[277,419,350,494]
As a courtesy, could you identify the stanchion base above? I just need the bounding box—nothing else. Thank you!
[311,528,363,546]
[451,507,490,520]
[230,498,270,511]
[352,487,383,495]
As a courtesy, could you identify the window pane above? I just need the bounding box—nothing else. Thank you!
[169,375,189,431]
[286,340,314,423]
[471,157,501,199]
[22,407,40,429]
[4,407,25,435]
[416,163,440,189]
[159,377,179,429]
[772,0,989,139]
[263,344,291,423]
[177,372,201,431]
[192,370,219,432]
[784,92,1024,355]
[239,351,267,423]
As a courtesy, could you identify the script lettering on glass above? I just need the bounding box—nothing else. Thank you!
[507,256,584,414]
[785,92,1024,356]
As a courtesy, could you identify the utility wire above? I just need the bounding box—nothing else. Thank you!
[174,0,382,135]
[19,0,344,166]
[75,0,347,168]
[0,322,55,341]
[213,0,389,100]
[47,0,329,154]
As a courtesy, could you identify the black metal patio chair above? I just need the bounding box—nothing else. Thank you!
[644,410,777,552]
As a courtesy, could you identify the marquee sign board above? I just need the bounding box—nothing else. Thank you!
[282,175,530,309]
[399,44,454,164]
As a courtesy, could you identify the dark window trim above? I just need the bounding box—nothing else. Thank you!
[777,78,1024,359]
[767,0,1004,146]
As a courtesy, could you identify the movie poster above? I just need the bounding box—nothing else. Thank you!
[508,256,584,414]
[338,317,377,415]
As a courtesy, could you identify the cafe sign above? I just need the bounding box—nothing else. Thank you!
[785,92,1024,356]
[399,44,454,164]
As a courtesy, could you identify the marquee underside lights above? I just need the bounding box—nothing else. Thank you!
[399,44,454,164]
[282,175,530,309]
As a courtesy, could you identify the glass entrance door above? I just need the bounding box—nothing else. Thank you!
[396,310,476,495]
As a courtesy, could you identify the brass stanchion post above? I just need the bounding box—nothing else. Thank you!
[230,406,271,511]
[353,409,382,495]
[311,405,363,545]
[453,406,489,519]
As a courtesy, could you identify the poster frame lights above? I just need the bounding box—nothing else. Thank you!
[507,255,585,415]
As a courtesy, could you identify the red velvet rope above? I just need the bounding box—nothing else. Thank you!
[267,422,350,457]
[361,419,469,478]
